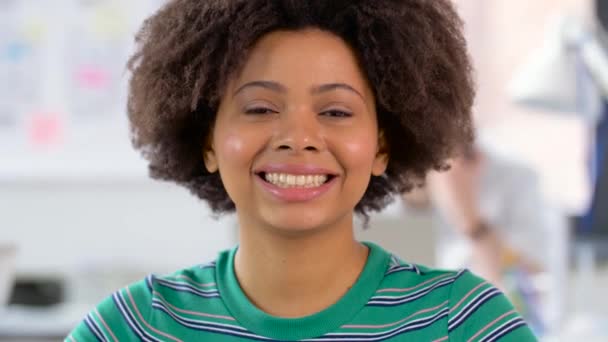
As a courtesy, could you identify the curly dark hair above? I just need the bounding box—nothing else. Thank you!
[127,0,475,219]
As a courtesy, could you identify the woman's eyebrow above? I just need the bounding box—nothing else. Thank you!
[233,80,287,97]
[233,80,365,102]
[311,83,365,102]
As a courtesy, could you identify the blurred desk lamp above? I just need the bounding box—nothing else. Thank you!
[508,0,608,258]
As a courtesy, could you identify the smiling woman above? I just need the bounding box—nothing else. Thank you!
[202,30,388,234]
[67,1,537,341]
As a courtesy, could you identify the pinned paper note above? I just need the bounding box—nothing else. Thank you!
[1,41,29,63]
[91,3,129,39]
[27,112,64,148]
[74,65,110,90]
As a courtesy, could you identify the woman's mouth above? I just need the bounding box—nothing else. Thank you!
[253,167,338,202]
[258,172,334,188]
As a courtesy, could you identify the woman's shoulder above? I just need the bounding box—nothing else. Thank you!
[379,254,466,292]
[65,261,220,341]
[379,255,508,306]
[376,257,537,341]
[152,260,219,287]
[147,260,221,304]
[445,269,538,340]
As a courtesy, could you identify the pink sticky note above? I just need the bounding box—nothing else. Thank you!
[75,65,110,89]
[27,112,64,147]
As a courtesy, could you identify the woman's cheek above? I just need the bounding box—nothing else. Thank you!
[217,128,252,167]
[342,137,378,167]
[223,133,246,156]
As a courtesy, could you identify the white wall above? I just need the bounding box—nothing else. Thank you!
[0,179,237,276]
[357,201,436,266]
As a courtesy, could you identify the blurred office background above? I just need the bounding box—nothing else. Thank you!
[1,0,608,340]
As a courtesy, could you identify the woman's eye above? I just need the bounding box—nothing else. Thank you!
[245,107,276,115]
[321,110,352,118]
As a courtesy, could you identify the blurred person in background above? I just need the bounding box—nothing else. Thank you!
[403,142,566,336]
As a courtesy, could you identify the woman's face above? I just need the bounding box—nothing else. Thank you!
[205,29,388,234]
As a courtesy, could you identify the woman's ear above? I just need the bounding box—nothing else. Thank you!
[372,130,389,176]
[203,148,218,173]
[203,133,218,173]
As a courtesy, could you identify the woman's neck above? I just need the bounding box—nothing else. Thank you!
[234,215,369,318]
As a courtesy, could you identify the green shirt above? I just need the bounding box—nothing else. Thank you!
[67,242,537,341]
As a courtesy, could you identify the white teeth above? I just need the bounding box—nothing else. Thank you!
[263,173,329,188]
[287,174,295,185]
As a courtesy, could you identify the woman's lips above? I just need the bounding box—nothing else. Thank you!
[253,164,339,202]
[255,175,337,202]
[253,163,338,176]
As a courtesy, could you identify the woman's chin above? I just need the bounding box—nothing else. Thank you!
[243,202,353,237]
[268,220,327,236]
[261,211,347,237]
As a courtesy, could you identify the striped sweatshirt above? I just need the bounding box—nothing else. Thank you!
[67,242,537,341]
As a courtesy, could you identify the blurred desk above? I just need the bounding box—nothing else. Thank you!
[0,303,87,341]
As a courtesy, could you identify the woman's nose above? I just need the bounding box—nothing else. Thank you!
[271,108,326,153]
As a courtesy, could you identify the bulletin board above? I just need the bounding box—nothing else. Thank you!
[0,0,165,182]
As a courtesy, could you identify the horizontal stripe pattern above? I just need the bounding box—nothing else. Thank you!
[84,314,105,342]
[480,317,528,342]
[367,270,465,307]
[153,290,235,321]
[94,308,118,342]
[67,246,535,341]
[341,301,448,330]
[385,264,420,276]
[448,287,502,332]
[152,301,273,341]
[155,277,221,298]
[466,309,516,342]
[384,254,420,276]
[376,273,453,294]
[303,309,448,341]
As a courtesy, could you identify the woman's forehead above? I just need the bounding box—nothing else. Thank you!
[230,29,372,96]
